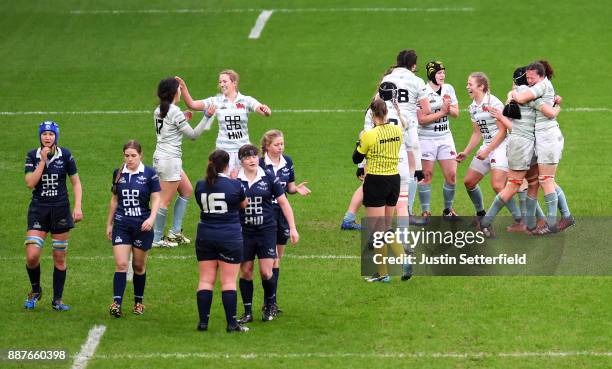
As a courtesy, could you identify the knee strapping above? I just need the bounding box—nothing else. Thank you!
[508,178,523,185]
[52,239,68,251]
[538,175,555,184]
[25,236,44,248]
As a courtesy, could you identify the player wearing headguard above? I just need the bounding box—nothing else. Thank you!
[177,70,272,176]
[456,72,522,229]
[236,144,298,323]
[151,77,209,248]
[510,61,573,234]
[23,121,83,311]
[416,61,460,220]
[381,49,434,214]
[107,140,160,318]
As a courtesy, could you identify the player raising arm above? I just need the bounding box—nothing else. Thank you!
[177,70,272,176]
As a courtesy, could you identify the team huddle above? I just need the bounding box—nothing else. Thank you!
[21,70,310,333]
[348,50,574,282]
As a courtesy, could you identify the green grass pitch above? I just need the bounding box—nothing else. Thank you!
[0,0,610,368]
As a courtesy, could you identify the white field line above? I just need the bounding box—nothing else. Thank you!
[0,254,360,261]
[71,325,106,369]
[94,350,612,360]
[70,8,475,15]
[249,10,274,39]
[1,107,610,116]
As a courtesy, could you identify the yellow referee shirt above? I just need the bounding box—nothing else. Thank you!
[357,124,402,175]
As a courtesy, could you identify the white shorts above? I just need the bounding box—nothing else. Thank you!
[419,135,457,161]
[469,141,509,175]
[535,125,564,165]
[507,135,536,171]
[153,157,182,181]
[227,151,241,174]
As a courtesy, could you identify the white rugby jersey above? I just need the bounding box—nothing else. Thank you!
[201,93,261,152]
[418,83,458,138]
[380,68,428,126]
[468,93,505,144]
[153,104,189,159]
[528,78,558,131]
[510,85,537,140]
[364,105,408,160]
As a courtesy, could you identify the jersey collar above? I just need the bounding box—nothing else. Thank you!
[221,92,246,103]
[238,166,266,188]
[264,153,286,172]
[122,162,145,174]
[36,147,63,165]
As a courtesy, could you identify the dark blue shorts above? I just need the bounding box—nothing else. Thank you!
[27,203,74,234]
[275,208,290,246]
[243,230,277,261]
[112,219,154,250]
[195,239,243,264]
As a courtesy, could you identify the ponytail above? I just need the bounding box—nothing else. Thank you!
[206,150,230,185]
[538,60,555,80]
[157,77,179,119]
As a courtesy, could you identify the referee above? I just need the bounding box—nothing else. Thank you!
[353,99,404,282]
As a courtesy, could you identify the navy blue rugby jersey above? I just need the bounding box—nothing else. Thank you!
[112,163,161,221]
[195,175,245,242]
[25,147,78,206]
[259,154,295,197]
[238,167,285,233]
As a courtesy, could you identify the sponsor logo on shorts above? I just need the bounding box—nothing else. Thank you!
[114,236,123,243]
[58,218,67,226]
[33,222,41,229]
[268,248,275,254]
[219,253,235,262]
[134,239,142,247]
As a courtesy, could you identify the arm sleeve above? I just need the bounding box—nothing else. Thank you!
[528,81,546,99]
[65,150,78,176]
[150,169,161,192]
[246,96,262,112]
[448,85,458,105]
[286,156,295,183]
[238,182,246,202]
[364,109,375,131]
[24,152,35,173]
[416,79,429,101]
[357,130,373,154]
[270,173,285,198]
[179,115,209,140]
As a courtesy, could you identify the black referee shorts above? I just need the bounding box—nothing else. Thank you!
[363,174,400,207]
